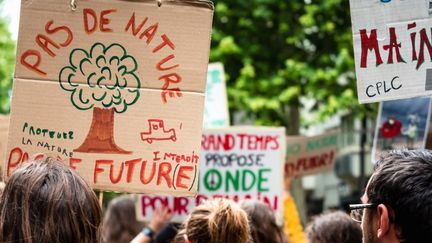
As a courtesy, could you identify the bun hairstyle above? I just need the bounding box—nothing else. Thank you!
[182,198,251,243]
[0,157,102,243]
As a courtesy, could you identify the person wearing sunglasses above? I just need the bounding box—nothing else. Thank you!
[349,150,432,243]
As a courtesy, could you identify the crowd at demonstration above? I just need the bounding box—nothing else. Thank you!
[0,149,430,243]
[2,0,432,242]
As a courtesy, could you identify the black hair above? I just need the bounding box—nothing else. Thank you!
[367,150,432,243]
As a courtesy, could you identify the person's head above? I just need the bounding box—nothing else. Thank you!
[0,157,102,243]
[358,150,432,243]
[102,195,145,243]
[306,211,361,243]
[179,198,251,243]
[240,200,286,243]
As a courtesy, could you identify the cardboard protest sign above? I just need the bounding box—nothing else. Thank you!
[0,115,9,175]
[350,0,432,103]
[285,131,338,177]
[5,0,213,195]
[136,127,286,222]
[373,97,431,162]
[203,63,229,128]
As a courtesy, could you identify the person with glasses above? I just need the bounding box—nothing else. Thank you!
[349,150,432,243]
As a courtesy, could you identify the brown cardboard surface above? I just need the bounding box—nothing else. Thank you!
[0,115,9,178]
[16,0,213,93]
[285,131,338,177]
[6,0,213,195]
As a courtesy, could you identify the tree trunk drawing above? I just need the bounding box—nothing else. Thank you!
[74,107,131,154]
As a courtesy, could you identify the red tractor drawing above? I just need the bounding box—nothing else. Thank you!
[141,119,177,144]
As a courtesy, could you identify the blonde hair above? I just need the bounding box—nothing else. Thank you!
[179,199,251,243]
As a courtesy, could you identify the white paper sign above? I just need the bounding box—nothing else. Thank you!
[350,0,432,103]
[203,63,229,128]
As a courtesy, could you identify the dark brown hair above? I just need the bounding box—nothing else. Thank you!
[175,198,251,243]
[240,200,287,243]
[367,150,432,243]
[102,195,145,243]
[306,211,362,243]
[0,158,102,243]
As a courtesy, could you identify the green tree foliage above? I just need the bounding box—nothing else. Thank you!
[210,0,374,132]
[0,6,15,114]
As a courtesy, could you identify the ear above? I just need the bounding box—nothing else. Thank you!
[376,204,391,239]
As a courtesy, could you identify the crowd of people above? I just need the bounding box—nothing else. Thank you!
[0,149,431,242]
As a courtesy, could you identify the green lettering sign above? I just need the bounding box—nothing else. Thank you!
[225,170,240,192]
[258,168,271,192]
[242,169,256,191]
[204,169,222,191]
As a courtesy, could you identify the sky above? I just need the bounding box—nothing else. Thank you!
[0,0,20,39]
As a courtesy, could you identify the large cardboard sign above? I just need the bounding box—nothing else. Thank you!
[203,63,229,128]
[136,127,286,222]
[372,97,431,162]
[285,132,338,177]
[5,0,213,195]
[350,1,432,103]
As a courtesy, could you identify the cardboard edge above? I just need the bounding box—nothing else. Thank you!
[97,185,198,196]
[0,115,10,180]
[119,0,214,10]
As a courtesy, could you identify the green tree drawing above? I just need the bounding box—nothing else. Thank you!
[59,43,140,154]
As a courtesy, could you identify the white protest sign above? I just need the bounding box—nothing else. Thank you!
[136,127,286,222]
[350,0,432,103]
[203,63,229,128]
[6,0,213,195]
